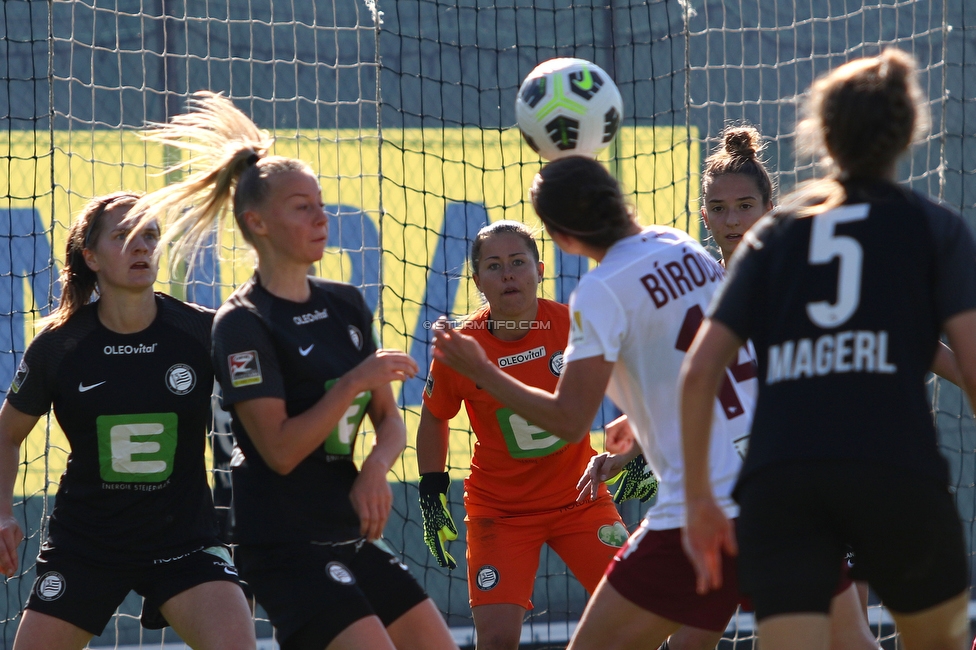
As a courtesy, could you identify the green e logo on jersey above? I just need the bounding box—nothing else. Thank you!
[496,407,567,459]
[96,413,178,483]
[323,379,371,455]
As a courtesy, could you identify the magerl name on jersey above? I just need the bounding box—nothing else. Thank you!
[766,329,896,385]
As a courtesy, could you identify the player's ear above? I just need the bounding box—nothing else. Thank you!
[241,209,267,237]
[701,207,711,230]
[536,261,544,278]
[472,272,482,293]
[82,248,99,273]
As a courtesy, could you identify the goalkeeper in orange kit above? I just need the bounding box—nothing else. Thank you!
[416,221,654,650]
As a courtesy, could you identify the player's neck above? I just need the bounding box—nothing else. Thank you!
[96,288,157,334]
[256,262,313,303]
[488,301,539,342]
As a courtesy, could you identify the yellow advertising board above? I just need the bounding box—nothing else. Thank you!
[1,126,699,495]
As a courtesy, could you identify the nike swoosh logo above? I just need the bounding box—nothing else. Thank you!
[223,566,238,576]
[78,381,106,393]
[299,345,314,356]
[574,67,593,91]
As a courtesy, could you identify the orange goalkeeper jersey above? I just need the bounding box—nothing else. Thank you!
[423,299,610,516]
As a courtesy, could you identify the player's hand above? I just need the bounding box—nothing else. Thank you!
[349,460,393,541]
[608,454,658,504]
[430,319,492,383]
[0,513,23,576]
[604,415,635,455]
[347,350,419,394]
[576,452,627,503]
[418,472,458,569]
[682,496,737,594]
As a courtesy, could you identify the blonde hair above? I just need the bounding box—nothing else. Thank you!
[787,48,929,216]
[41,192,142,329]
[701,125,775,207]
[131,91,311,266]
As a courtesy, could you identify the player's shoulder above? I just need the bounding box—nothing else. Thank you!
[309,276,364,302]
[32,303,99,349]
[157,292,215,325]
[537,299,570,324]
[215,277,266,329]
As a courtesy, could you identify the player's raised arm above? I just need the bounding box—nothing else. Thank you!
[432,325,613,444]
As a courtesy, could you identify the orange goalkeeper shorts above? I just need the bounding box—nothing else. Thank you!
[465,495,626,609]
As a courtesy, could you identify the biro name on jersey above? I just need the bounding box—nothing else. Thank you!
[293,309,329,325]
[497,346,546,368]
[640,249,723,309]
[766,329,896,385]
[103,343,158,355]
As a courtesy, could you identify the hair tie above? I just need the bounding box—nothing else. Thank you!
[246,152,260,166]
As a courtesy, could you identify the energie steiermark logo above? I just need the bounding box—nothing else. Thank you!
[96,412,178,483]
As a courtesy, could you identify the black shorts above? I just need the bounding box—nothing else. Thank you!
[26,542,242,635]
[737,460,968,620]
[236,538,428,650]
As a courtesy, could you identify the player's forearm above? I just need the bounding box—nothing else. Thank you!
[416,408,450,474]
[364,409,407,475]
[474,363,592,443]
[0,438,20,519]
[680,364,721,500]
[239,377,366,474]
[0,403,36,517]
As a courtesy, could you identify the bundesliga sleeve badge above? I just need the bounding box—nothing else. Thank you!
[228,351,262,388]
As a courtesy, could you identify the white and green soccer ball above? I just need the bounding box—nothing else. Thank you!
[515,57,623,161]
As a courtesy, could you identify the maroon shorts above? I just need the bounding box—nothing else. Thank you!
[604,523,740,632]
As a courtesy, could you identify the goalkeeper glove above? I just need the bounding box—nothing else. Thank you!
[606,454,658,504]
[419,472,459,569]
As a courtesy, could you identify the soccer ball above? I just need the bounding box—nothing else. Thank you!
[515,57,623,161]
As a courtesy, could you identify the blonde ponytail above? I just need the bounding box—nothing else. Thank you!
[130,91,276,266]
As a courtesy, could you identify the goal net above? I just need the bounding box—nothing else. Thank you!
[0,0,972,647]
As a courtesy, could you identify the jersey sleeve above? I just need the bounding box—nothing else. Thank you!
[708,218,772,342]
[927,205,976,323]
[212,305,286,407]
[4,329,56,416]
[422,358,463,420]
[565,276,627,363]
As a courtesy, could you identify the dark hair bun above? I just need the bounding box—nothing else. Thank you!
[723,126,762,160]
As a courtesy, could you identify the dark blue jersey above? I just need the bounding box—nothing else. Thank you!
[212,275,377,545]
[6,294,218,560]
[711,180,976,490]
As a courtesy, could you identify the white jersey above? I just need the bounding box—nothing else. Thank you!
[565,226,756,530]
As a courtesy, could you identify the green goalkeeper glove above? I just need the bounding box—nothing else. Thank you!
[419,472,459,569]
[606,454,658,504]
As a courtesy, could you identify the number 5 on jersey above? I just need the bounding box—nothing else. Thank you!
[323,379,372,455]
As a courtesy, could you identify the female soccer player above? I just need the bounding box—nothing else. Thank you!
[133,92,457,650]
[431,155,757,649]
[681,49,976,650]
[700,125,775,266]
[416,220,647,650]
[0,192,255,650]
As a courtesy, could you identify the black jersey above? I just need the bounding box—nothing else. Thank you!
[711,180,976,489]
[212,275,377,545]
[5,294,218,560]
